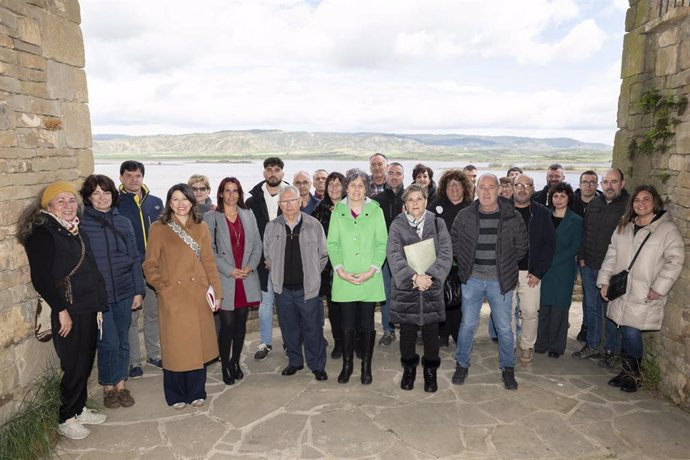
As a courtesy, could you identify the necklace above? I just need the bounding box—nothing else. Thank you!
[227,216,241,247]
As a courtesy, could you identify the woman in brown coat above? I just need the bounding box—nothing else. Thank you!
[143,184,223,409]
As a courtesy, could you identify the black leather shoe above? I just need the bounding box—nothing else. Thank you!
[548,352,561,359]
[281,365,304,376]
[313,369,328,381]
[230,362,244,380]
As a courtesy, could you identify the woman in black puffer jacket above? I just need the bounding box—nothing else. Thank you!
[387,184,452,393]
[80,174,146,409]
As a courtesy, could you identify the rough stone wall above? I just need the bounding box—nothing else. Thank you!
[613,1,690,409]
[0,0,92,420]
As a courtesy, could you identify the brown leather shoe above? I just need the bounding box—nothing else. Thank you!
[103,389,120,409]
[118,389,135,407]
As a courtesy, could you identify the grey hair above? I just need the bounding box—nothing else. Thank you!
[515,174,534,186]
[477,173,499,187]
[279,185,300,199]
[343,168,370,191]
[293,170,311,181]
[402,183,427,201]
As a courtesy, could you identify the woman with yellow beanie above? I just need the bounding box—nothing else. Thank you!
[17,181,109,440]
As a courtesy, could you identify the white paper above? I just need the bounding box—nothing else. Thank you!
[403,238,436,274]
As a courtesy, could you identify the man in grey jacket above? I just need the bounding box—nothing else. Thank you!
[450,174,528,390]
[264,186,329,381]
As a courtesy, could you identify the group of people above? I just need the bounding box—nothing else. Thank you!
[17,156,684,440]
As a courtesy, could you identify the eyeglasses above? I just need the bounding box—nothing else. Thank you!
[191,187,208,192]
[513,184,533,190]
[294,181,310,186]
[279,198,300,205]
[580,181,597,186]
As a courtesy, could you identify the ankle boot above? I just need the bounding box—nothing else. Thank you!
[338,331,354,384]
[230,360,244,380]
[360,331,376,385]
[422,357,441,393]
[620,354,641,393]
[222,363,235,385]
[400,355,419,390]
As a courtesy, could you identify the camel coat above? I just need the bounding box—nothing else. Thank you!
[597,211,684,331]
[143,216,223,372]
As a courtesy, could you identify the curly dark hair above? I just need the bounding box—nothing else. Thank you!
[618,184,664,232]
[321,171,345,207]
[436,169,473,203]
[547,182,574,210]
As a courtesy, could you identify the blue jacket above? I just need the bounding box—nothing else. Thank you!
[81,206,146,304]
[520,201,557,280]
[117,184,163,261]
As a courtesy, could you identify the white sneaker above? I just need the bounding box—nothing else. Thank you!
[75,407,107,425]
[172,402,187,410]
[58,418,90,440]
[191,398,205,407]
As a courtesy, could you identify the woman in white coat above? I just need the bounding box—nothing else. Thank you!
[597,185,684,393]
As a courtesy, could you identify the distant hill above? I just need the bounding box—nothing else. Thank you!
[92,130,611,165]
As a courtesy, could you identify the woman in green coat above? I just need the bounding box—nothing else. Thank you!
[328,169,387,385]
[536,182,583,358]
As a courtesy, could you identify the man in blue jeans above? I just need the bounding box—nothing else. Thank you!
[450,174,528,390]
[246,157,289,360]
[574,168,629,366]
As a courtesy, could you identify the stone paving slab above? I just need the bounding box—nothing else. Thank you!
[53,304,690,459]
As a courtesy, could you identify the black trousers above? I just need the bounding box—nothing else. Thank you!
[163,368,207,405]
[439,307,461,344]
[535,305,569,354]
[218,308,249,365]
[339,301,375,333]
[326,297,342,343]
[51,311,98,423]
[399,323,440,361]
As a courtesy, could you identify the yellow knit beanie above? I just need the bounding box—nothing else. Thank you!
[41,181,77,209]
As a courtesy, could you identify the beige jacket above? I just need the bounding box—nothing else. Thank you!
[597,211,684,331]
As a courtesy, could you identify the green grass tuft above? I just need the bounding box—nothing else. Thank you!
[0,365,62,460]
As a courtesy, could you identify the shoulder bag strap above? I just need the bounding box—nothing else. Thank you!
[167,221,201,258]
[626,232,652,271]
[59,233,86,304]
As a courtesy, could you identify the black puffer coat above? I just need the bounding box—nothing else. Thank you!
[386,212,453,326]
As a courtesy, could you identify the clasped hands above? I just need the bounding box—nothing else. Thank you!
[231,266,253,279]
[337,267,376,285]
[413,273,432,292]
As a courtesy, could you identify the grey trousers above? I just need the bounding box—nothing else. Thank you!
[128,285,161,367]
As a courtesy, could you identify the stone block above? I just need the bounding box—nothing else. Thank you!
[656,45,678,76]
[47,0,81,24]
[676,122,690,153]
[0,74,19,93]
[0,101,8,129]
[0,129,17,148]
[0,345,19,400]
[680,39,690,71]
[0,33,13,49]
[658,27,679,47]
[634,0,652,29]
[17,50,44,70]
[0,7,19,33]
[74,68,87,102]
[15,127,40,148]
[666,69,690,89]
[76,148,93,174]
[622,31,648,78]
[625,4,636,32]
[19,80,47,99]
[17,112,40,128]
[0,304,32,348]
[17,67,45,82]
[13,39,40,57]
[15,337,58,387]
[41,12,84,67]
[17,16,40,46]
[46,59,75,100]
[62,102,90,148]
[0,48,19,65]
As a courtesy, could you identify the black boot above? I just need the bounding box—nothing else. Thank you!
[422,357,441,393]
[338,331,354,384]
[620,355,641,393]
[331,339,342,360]
[222,362,235,385]
[400,355,419,391]
[354,328,362,359]
[229,361,244,380]
[360,331,376,384]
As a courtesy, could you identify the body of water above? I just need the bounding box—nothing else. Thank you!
[94,159,595,202]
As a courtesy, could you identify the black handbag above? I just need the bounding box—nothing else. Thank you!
[443,266,461,307]
[606,233,651,301]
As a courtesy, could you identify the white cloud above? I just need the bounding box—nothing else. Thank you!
[80,0,626,143]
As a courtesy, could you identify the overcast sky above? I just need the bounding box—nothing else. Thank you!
[80,0,629,144]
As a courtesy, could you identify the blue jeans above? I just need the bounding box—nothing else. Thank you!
[604,316,621,352]
[98,298,132,385]
[381,262,394,333]
[619,326,643,359]
[259,276,274,346]
[456,277,515,369]
[581,265,603,349]
[276,288,326,371]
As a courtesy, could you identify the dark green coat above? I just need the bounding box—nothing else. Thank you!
[540,209,583,308]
